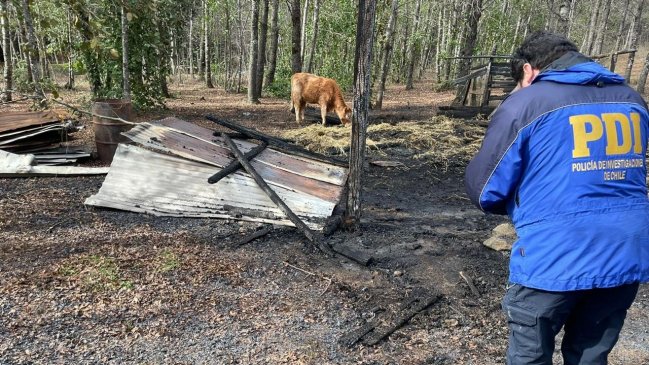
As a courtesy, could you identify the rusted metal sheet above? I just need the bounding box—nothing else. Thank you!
[152,117,347,185]
[123,119,348,204]
[0,111,65,134]
[85,144,336,230]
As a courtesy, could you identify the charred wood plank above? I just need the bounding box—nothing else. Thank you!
[221,133,334,256]
[363,293,441,346]
[207,139,267,184]
[205,115,348,167]
[238,226,272,246]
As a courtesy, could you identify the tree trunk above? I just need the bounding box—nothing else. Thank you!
[1,0,12,101]
[121,2,131,101]
[345,0,376,229]
[20,0,43,98]
[224,0,232,89]
[204,0,214,88]
[592,0,612,55]
[255,0,268,96]
[614,0,631,52]
[236,0,244,92]
[264,0,279,86]
[189,7,194,77]
[299,0,309,67]
[375,0,398,110]
[405,0,421,90]
[305,0,319,73]
[456,0,482,80]
[625,0,645,81]
[248,0,260,103]
[566,0,577,38]
[64,6,74,90]
[637,52,649,94]
[582,0,602,54]
[290,0,302,73]
[198,0,205,80]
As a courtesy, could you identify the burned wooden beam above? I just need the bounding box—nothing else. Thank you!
[205,115,348,167]
[221,133,334,256]
[238,226,272,246]
[362,293,441,346]
[207,139,267,184]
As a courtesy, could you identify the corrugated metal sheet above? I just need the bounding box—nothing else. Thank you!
[0,111,64,133]
[85,144,336,230]
[123,118,348,203]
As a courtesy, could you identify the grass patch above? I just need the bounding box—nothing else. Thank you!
[56,255,133,292]
[157,249,181,273]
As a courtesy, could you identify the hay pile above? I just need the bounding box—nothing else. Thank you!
[282,116,485,167]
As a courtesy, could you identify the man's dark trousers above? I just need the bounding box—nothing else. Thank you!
[502,282,639,365]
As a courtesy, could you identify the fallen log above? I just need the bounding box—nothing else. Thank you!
[205,115,348,167]
[222,133,334,256]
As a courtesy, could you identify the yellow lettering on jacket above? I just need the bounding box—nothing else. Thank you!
[570,112,643,158]
[602,113,632,155]
[570,114,603,158]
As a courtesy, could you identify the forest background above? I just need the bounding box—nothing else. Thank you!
[1,0,649,109]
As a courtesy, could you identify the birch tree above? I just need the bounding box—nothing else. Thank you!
[1,0,11,101]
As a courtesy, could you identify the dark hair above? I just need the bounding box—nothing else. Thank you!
[510,31,579,82]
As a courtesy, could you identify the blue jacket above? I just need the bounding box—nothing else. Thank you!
[465,51,649,291]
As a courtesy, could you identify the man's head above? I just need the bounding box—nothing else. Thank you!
[510,31,579,89]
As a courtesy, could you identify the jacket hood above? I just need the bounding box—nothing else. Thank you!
[534,51,625,85]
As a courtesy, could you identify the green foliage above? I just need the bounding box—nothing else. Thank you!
[265,66,292,99]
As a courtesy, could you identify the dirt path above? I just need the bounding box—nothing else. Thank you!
[1,79,647,364]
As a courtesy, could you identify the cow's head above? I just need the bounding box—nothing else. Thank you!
[341,107,352,125]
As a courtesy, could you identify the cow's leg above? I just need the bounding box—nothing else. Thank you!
[293,100,302,125]
[299,101,306,124]
[319,104,327,125]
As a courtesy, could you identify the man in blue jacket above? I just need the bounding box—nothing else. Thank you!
[465,31,649,365]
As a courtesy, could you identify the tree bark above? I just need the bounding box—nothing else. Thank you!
[592,0,612,55]
[189,6,194,77]
[637,52,649,94]
[375,0,398,110]
[405,0,421,90]
[204,0,214,88]
[456,0,482,80]
[64,6,74,90]
[237,0,244,92]
[582,0,602,54]
[290,0,302,73]
[248,0,260,103]
[613,0,631,53]
[20,0,43,98]
[625,0,645,81]
[264,0,279,86]
[299,0,309,67]
[198,0,205,80]
[345,0,376,229]
[305,0,319,73]
[121,2,131,101]
[255,0,268,96]
[1,0,12,101]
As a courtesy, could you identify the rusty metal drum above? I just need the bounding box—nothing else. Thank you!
[92,99,133,163]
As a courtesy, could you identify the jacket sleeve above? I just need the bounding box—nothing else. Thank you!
[464,104,526,215]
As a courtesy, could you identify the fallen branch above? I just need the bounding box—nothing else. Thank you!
[363,294,441,346]
[459,271,481,298]
[208,139,267,184]
[237,226,272,246]
[221,133,333,256]
[283,261,333,296]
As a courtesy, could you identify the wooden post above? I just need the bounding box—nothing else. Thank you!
[609,52,618,72]
[221,134,333,256]
[344,0,376,229]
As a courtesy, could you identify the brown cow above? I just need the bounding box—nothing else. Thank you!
[290,72,352,126]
